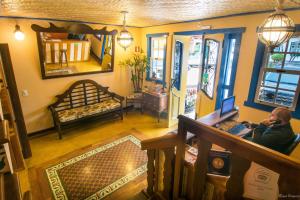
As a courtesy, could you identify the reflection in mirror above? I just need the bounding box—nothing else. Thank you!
[32,23,117,79]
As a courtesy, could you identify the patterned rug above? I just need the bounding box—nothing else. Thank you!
[45,135,147,200]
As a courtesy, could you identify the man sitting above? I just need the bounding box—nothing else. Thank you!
[245,107,295,154]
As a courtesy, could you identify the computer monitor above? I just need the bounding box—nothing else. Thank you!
[220,96,235,116]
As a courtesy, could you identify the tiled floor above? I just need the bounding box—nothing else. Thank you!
[22,112,175,199]
[45,135,147,199]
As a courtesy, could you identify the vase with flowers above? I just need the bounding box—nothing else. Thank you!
[120,50,149,93]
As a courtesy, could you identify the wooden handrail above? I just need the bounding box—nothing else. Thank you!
[141,133,179,150]
[178,115,300,172]
[172,115,300,199]
[142,115,300,199]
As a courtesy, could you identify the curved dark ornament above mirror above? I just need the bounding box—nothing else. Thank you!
[31,22,118,79]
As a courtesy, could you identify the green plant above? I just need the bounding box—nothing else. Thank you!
[271,53,284,62]
[120,51,149,92]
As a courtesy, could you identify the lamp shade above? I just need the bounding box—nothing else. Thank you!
[117,29,134,50]
[257,9,295,51]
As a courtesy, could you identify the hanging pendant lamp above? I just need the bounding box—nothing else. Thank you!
[257,0,295,52]
[117,11,134,50]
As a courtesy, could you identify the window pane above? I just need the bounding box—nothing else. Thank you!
[189,36,203,65]
[158,50,164,59]
[223,89,229,99]
[278,74,299,91]
[207,41,219,65]
[201,39,219,98]
[275,90,295,107]
[266,53,284,69]
[150,36,166,81]
[287,36,300,53]
[187,67,200,86]
[151,59,163,81]
[225,39,236,85]
[258,87,276,103]
[255,34,300,110]
[153,39,159,48]
[273,42,287,52]
[153,50,159,59]
[263,72,279,87]
[159,39,166,48]
[284,53,300,70]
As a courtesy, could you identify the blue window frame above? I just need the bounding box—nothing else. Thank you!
[215,32,243,109]
[244,24,300,119]
[146,33,168,84]
[172,40,183,90]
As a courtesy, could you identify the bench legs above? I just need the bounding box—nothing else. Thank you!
[53,108,124,140]
[120,109,124,120]
[57,124,62,140]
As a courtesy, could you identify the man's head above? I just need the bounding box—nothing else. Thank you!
[269,107,292,125]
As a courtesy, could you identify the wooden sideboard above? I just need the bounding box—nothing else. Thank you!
[142,91,168,122]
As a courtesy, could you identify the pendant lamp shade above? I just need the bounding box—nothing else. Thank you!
[257,1,295,51]
[117,11,134,50]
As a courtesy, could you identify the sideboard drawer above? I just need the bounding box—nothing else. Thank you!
[142,91,168,122]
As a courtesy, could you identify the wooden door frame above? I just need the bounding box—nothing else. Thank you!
[0,44,32,158]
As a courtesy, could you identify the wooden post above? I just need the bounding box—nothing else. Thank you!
[173,120,187,199]
[193,138,212,199]
[225,153,251,199]
[146,149,155,196]
[154,149,160,192]
[163,147,175,200]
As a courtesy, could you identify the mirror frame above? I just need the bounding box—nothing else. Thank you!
[31,23,118,79]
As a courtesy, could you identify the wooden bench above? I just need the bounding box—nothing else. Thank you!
[48,79,124,139]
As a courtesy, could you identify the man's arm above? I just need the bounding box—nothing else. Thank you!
[252,128,284,148]
[252,124,268,139]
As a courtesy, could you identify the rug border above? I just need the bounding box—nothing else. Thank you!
[45,134,147,200]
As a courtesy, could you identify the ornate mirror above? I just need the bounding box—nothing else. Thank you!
[31,23,117,79]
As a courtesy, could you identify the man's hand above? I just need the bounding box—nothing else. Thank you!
[260,119,272,126]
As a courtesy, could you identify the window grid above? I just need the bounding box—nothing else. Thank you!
[150,37,166,81]
[255,34,300,110]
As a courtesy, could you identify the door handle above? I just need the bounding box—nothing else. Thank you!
[170,78,177,89]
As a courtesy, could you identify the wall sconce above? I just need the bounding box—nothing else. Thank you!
[14,24,25,41]
[117,11,133,50]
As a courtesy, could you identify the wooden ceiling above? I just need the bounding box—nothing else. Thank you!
[0,0,299,27]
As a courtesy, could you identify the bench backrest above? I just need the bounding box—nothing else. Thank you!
[49,79,116,112]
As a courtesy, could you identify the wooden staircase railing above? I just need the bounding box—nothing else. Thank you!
[141,134,179,199]
[141,115,300,200]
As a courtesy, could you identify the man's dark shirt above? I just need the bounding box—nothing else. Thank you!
[246,123,295,154]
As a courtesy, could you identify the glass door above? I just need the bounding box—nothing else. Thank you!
[168,35,191,127]
[184,36,203,119]
[197,34,224,117]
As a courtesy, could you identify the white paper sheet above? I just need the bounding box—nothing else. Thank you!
[243,162,279,200]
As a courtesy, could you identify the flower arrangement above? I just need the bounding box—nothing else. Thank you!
[120,50,149,93]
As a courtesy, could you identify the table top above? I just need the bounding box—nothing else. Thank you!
[143,90,168,97]
[197,108,238,127]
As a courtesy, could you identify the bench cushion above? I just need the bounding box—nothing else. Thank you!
[57,99,121,123]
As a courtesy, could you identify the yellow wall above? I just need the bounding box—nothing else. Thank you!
[0,19,141,133]
[140,10,300,132]
[1,10,300,135]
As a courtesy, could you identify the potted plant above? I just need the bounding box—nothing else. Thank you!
[120,50,149,93]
